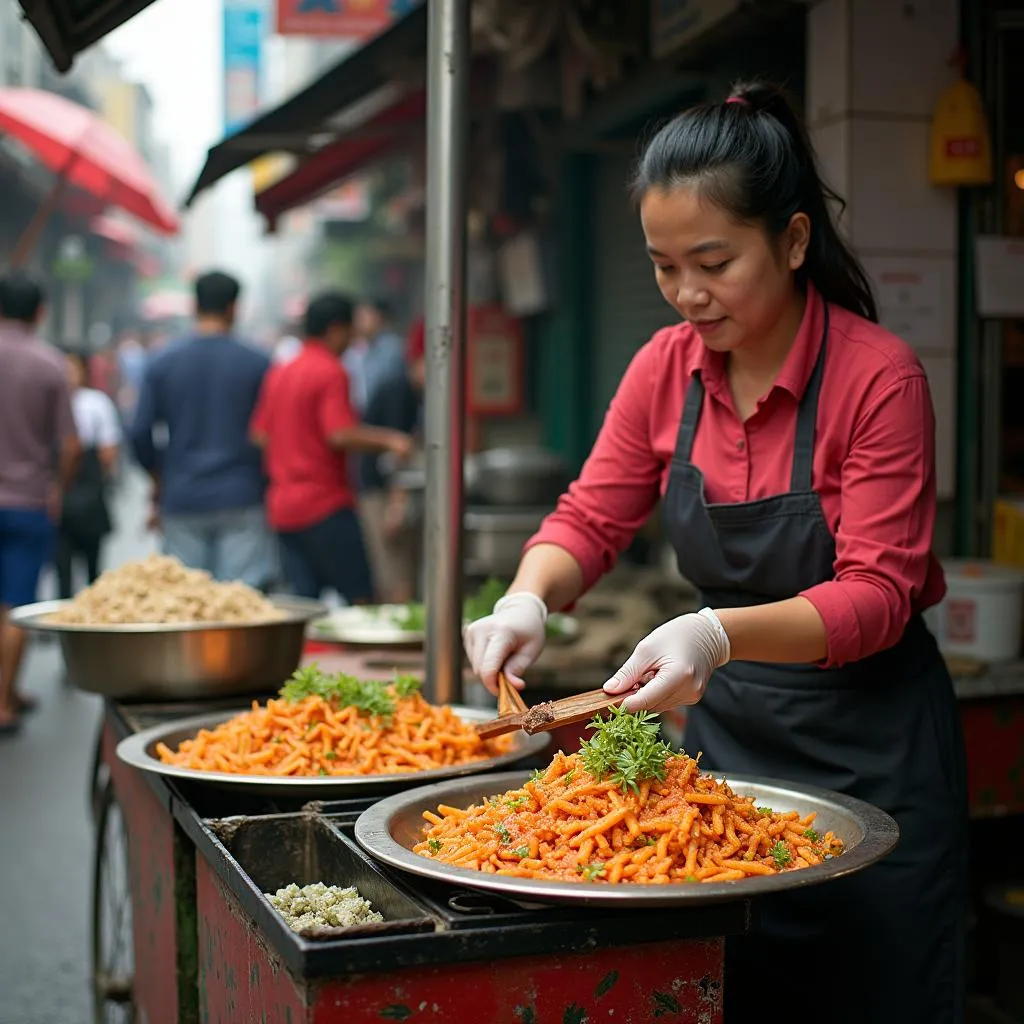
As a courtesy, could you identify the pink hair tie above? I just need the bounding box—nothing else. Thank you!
[725,96,748,106]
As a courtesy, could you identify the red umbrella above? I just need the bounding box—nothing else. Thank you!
[0,87,179,263]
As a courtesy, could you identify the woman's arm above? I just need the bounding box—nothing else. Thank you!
[512,338,668,606]
[714,597,828,663]
[507,544,586,614]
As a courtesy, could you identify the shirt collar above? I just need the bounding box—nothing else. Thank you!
[688,283,826,402]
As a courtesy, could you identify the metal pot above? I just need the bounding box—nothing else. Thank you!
[463,506,549,577]
[472,447,570,507]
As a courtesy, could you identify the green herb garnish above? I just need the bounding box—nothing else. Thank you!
[529,768,545,784]
[769,841,792,869]
[278,667,396,718]
[324,751,337,761]
[562,768,575,785]
[388,602,426,632]
[577,862,606,882]
[504,794,529,810]
[757,806,773,816]
[803,828,820,843]
[684,875,699,883]
[578,706,674,794]
[494,823,511,843]
[428,839,442,853]
[512,846,530,858]
[318,768,328,776]
[392,673,422,698]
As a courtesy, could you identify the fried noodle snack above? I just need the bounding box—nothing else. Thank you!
[156,687,513,777]
[415,749,844,884]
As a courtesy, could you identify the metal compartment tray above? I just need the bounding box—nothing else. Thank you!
[117,705,550,797]
[355,770,900,908]
[201,812,436,976]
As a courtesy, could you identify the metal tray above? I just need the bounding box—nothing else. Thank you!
[116,707,550,797]
[308,606,425,647]
[355,770,900,908]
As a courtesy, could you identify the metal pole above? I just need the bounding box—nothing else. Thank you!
[422,0,470,704]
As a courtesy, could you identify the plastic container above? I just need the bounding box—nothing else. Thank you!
[926,559,1024,662]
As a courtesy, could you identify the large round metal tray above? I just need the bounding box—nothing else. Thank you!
[9,595,327,701]
[116,708,550,797]
[354,770,899,907]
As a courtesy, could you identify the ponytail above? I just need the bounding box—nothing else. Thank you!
[631,80,878,323]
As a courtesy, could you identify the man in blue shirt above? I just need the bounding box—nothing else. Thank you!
[129,271,274,589]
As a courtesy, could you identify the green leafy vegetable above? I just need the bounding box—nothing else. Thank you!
[529,768,545,784]
[769,841,792,869]
[388,603,426,632]
[684,875,698,883]
[279,666,422,718]
[578,706,674,794]
[756,806,773,816]
[577,862,606,882]
[392,673,422,698]
[318,768,328,776]
[512,846,530,858]
[504,794,529,810]
[428,839,442,853]
[494,822,511,843]
[803,828,820,843]
[324,751,338,761]
[562,768,575,785]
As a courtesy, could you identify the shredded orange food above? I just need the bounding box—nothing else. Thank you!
[415,749,845,884]
[156,691,513,777]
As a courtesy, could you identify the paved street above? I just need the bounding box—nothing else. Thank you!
[0,469,155,1024]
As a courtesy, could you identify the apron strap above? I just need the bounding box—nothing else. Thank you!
[672,374,704,463]
[789,304,830,492]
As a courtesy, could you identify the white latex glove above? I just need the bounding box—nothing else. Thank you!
[603,608,731,714]
[463,592,549,694]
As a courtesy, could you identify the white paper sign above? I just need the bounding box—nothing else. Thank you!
[871,263,944,350]
[975,235,1024,318]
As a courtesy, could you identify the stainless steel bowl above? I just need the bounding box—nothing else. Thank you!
[9,595,327,702]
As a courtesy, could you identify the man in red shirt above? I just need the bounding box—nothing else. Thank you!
[250,292,413,602]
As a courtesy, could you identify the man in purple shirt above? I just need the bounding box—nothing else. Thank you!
[0,273,79,734]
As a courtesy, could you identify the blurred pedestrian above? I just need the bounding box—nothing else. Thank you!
[114,330,146,423]
[55,351,120,598]
[128,271,275,589]
[0,272,79,734]
[250,292,413,602]
[357,355,423,604]
[345,297,406,414]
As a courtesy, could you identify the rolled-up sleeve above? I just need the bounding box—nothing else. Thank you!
[800,373,937,666]
[525,341,665,590]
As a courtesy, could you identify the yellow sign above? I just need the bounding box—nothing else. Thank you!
[929,78,993,186]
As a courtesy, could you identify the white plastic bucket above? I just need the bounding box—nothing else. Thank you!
[925,559,1024,662]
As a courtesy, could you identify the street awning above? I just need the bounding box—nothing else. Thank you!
[16,0,159,73]
[185,2,427,208]
[255,90,425,231]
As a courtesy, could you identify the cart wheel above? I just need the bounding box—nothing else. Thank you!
[89,717,108,822]
[92,779,136,1024]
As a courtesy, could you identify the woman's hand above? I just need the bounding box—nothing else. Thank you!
[463,592,549,695]
[603,609,731,713]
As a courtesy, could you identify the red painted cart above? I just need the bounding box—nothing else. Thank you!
[91,698,748,1024]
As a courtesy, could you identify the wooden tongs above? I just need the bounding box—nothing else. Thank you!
[475,672,623,739]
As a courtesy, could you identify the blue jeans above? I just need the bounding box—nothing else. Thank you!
[0,508,54,607]
[162,505,276,589]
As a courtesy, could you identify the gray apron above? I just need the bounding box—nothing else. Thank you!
[665,308,968,1022]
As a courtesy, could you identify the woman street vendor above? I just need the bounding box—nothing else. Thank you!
[463,81,968,1023]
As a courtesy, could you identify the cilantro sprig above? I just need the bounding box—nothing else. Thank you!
[577,862,606,882]
[769,841,792,869]
[578,706,675,794]
[279,665,421,717]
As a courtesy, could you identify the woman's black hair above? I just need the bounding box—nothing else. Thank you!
[631,80,877,322]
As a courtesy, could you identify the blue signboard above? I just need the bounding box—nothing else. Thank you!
[223,0,265,135]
